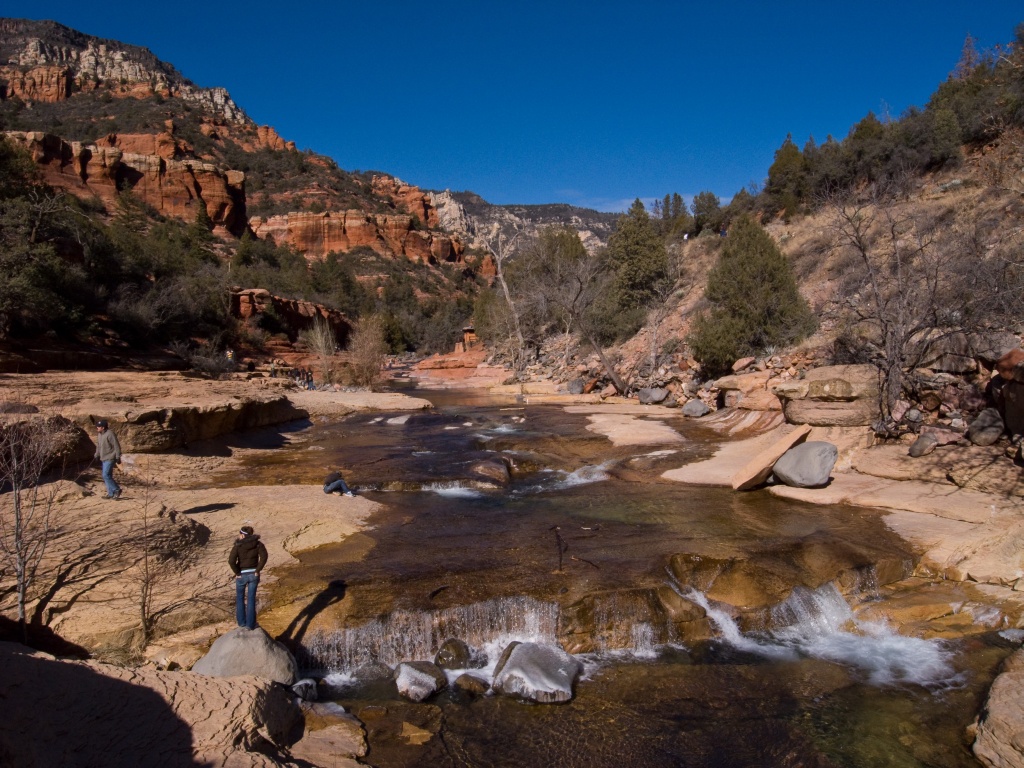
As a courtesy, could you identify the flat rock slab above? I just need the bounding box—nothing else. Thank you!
[582,413,684,446]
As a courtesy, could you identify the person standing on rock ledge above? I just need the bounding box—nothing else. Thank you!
[93,419,122,500]
[229,525,268,630]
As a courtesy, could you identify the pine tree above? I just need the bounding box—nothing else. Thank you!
[689,215,816,376]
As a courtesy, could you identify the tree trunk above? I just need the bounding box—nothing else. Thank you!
[586,334,627,394]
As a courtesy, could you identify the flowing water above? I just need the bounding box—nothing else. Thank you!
[211,388,1014,767]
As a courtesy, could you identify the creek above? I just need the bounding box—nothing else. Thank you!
[215,388,1014,767]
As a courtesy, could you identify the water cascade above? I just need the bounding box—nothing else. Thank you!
[302,595,559,673]
[686,582,961,687]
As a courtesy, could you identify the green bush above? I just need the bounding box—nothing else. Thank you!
[688,215,816,377]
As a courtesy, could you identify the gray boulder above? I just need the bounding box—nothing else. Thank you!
[908,434,939,458]
[567,378,586,395]
[968,408,1005,446]
[394,661,447,702]
[492,641,582,704]
[191,627,299,685]
[771,441,838,488]
[638,387,669,405]
[681,399,710,418]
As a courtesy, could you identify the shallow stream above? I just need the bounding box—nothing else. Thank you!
[212,388,1013,767]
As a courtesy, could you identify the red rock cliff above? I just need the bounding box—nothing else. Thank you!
[249,210,464,264]
[4,130,247,236]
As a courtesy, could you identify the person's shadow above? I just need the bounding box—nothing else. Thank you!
[277,579,347,646]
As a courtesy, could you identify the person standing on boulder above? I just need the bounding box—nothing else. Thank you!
[229,525,268,630]
[94,419,122,500]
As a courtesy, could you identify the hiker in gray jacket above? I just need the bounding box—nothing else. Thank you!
[94,419,122,499]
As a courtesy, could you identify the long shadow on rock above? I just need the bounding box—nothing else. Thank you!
[0,642,203,767]
[278,579,347,648]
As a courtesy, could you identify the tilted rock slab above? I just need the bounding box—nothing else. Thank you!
[192,627,299,685]
[0,641,301,767]
[492,641,582,703]
[730,424,811,490]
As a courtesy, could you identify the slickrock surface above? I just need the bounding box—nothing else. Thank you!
[0,641,305,767]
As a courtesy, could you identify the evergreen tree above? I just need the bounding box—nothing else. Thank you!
[690,191,722,234]
[607,199,668,314]
[689,215,816,376]
[764,134,807,220]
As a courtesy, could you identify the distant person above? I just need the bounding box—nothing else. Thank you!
[323,469,355,497]
[307,370,315,390]
[94,419,122,500]
[269,362,277,378]
[228,525,268,630]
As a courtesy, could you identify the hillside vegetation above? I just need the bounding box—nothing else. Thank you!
[0,17,1022,415]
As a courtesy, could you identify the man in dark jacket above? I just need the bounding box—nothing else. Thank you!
[93,419,122,499]
[323,469,355,497]
[228,525,268,630]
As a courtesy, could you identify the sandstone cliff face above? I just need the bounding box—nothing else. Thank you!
[232,288,351,344]
[5,130,248,235]
[372,175,440,228]
[249,210,465,264]
[0,24,248,123]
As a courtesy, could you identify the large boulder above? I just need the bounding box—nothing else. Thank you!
[715,370,782,411]
[773,364,880,426]
[974,646,1024,767]
[492,641,582,703]
[394,660,447,702]
[771,441,838,488]
[192,627,299,685]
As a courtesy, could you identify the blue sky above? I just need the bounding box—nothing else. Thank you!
[5,2,1023,212]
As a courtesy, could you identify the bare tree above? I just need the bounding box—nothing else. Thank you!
[299,315,338,385]
[482,225,527,372]
[824,181,993,426]
[0,412,78,641]
[518,227,628,393]
[348,314,389,389]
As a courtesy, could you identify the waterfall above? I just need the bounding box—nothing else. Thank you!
[686,583,960,687]
[302,595,559,673]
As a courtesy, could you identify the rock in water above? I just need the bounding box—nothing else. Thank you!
[435,638,486,670]
[394,660,447,702]
[492,641,582,703]
[771,441,838,488]
[192,627,299,685]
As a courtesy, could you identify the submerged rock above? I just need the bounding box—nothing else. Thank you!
[492,641,582,703]
[192,627,299,685]
[394,660,447,702]
[434,638,487,670]
[453,672,490,696]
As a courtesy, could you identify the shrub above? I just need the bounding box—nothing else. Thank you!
[688,215,816,377]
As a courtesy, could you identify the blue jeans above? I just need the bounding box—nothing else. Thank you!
[101,460,121,497]
[324,478,351,494]
[235,571,260,629]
